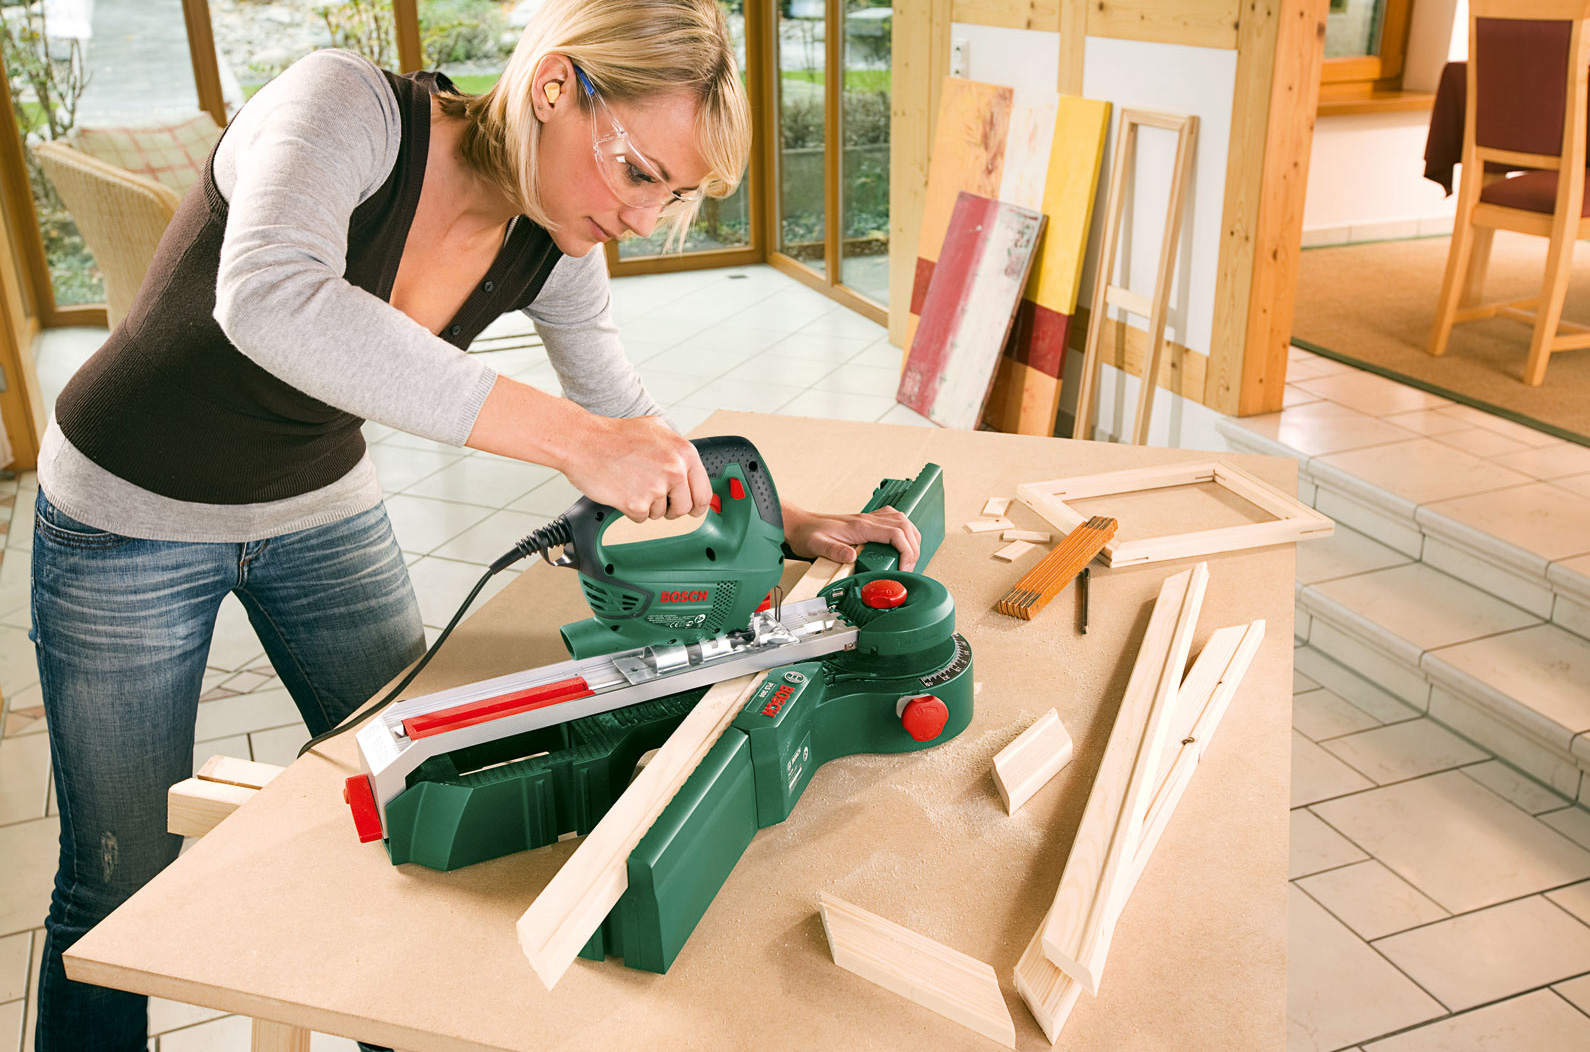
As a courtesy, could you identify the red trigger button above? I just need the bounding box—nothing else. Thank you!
[729,477,746,500]
[710,494,722,513]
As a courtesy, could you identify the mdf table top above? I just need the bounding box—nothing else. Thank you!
[66,413,1295,1051]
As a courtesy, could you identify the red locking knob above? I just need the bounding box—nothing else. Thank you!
[860,579,909,609]
[344,774,384,844]
[898,694,949,742]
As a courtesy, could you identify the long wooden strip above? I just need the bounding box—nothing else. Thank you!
[819,893,1015,1048]
[994,516,1117,620]
[991,709,1074,815]
[1039,563,1208,993]
[516,557,854,989]
[1014,619,1261,1042]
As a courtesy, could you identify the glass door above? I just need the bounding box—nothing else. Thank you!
[767,0,887,323]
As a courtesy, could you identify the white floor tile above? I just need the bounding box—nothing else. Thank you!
[0,818,58,937]
[205,596,266,673]
[156,1013,252,1052]
[640,344,758,380]
[0,931,29,1003]
[1312,771,1590,913]
[1548,878,1590,925]
[0,627,36,699]
[1374,895,1590,1011]
[1542,806,1590,852]
[874,402,937,428]
[1310,564,1542,654]
[1461,760,1572,815]
[674,377,805,414]
[1290,808,1369,879]
[1297,859,1449,940]
[430,510,553,566]
[1293,688,1389,742]
[365,443,461,494]
[1320,720,1488,785]
[722,349,844,387]
[146,996,229,1036]
[1362,989,1590,1051]
[505,475,583,518]
[0,734,50,826]
[808,363,902,398]
[248,724,309,769]
[763,330,874,363]
[193,734,251,776]
[1295,527,1413,586]
[1293,730,1375,806]
[779,389,898,424]
[381,495,492,556]
[404,558,519,631]
[399,455,560,510]
[1286,886,1444,1052]
[1559,973,1590,1014]
[193,688,302,743]
[635,368,709,404]
[795,308,887,341]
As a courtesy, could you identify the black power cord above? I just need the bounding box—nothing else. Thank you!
[295,518,577,758]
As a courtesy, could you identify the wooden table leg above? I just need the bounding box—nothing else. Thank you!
[252,1018,310,1052]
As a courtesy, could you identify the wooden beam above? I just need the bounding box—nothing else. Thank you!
[951,0,1060,31]
[251,1019,310,1052]
[1058,0,1087,95]
[888,0,952,346]
[1015,618,1263,1043]
[517,556,855,989]
[393,0,423,73]
[991,708,1074,814]
[168,778,256,839]
[1087,0,1243,51]
[197,755,285,791]
[819,893,1015,1048]
[1236,0,1326,415]
[1039,563,1208,993]
[180,0,228,126]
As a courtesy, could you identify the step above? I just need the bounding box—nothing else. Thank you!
[1219,417,1590,638]
[1291,521,1590,803]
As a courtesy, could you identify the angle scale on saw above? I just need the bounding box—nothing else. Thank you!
[336,436,974,975]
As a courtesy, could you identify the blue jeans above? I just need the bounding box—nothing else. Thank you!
[31,492,424,1052]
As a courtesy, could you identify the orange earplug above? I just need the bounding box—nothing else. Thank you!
[544,82,561,106]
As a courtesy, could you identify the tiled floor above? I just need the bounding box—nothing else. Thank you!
[1,265,1587,1049]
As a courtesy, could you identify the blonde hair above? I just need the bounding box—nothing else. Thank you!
[436,0,751,247]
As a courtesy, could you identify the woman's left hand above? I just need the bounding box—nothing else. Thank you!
[783,503,922,572]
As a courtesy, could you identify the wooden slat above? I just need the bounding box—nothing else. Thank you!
[516,557,854,989]
[1236,0,1328,416]
[1104,285,1152,317]
[1016,617,1261,1043]
[993,539,1039,562]
[819,893,1016,1048]
[168,778,256,839]
[1019,460,1218,503]
[251,1019,310,1052]
[1058,0,1087,95]
[1087,0,1243,51]
[992,709,1074,814]
[1070,306,1212,407]
[950,0,1060,31]
[197,755,285,791]
[1039,564,1207,993]
[1002,529,1051,543]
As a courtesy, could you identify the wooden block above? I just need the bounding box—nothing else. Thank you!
[168,778,256,839]
[1015,617,1261,1044]
[517,557,856,989]
[1001,529,1051,543]
[964,517,1014,533]
[197,755,285,791]
[982,496,1012,516]
[1039,563,1208,993]
[994,516,1117,620]
[251,1019,310,1052]
[819,893,1015,1048]
[899,193,1046,431]
[992,709,1073,814]
[992,540,1037,563]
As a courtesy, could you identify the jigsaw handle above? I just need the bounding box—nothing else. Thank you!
[557,435,782,590]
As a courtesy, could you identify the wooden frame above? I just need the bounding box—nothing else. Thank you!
[818,893,1016,1047]
[1070,109,1199,445]
[1038,563,1206,994]
[1016,459,1333,568]
[516,556,853,989]
[1014,617,1264,1042]
[1426,0,1590,386]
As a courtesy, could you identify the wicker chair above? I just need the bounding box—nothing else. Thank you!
[33,140,182,329]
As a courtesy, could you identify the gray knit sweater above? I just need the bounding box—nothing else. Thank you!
[38,49,663,542]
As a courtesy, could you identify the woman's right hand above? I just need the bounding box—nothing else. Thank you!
[561,414,712,522]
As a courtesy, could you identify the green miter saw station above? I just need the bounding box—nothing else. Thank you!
[346,436,972,975]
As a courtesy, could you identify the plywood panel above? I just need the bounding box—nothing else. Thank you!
[1088,0,1243,51]
[899,193,1046,429]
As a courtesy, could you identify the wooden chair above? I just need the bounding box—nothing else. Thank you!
[1428,0,1590,385]
[32,140,182,329]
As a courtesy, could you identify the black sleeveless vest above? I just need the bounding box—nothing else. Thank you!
[54,69,562,504]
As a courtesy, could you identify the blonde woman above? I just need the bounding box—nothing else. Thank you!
[31,2,918,1047]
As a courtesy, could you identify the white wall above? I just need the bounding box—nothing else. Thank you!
[1301,0,1467,244]
[951,24,1237,451]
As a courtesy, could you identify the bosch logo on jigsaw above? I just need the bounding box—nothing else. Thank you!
[760,684,795,718]
[659,589,710,603]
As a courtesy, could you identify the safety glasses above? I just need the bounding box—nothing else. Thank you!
[572,64,703,212]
